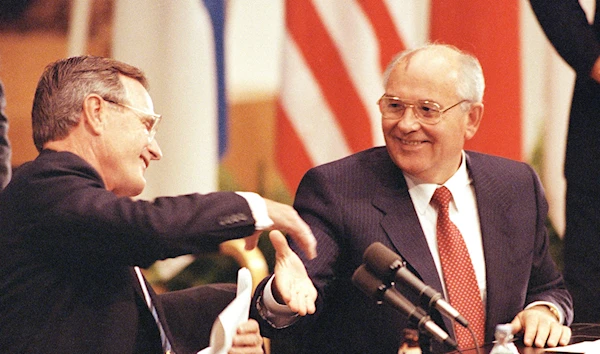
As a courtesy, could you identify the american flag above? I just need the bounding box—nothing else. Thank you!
[276,0,412,195]
[276,0,523,196]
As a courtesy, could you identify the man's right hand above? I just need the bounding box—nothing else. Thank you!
[591,56,600,83]
[270,230,317,316]
[259,199,317,260]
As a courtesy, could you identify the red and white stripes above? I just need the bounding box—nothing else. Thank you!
[276,0,409,194]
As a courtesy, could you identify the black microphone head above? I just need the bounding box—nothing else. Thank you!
[351,264,387,301]
[363,242,404,280]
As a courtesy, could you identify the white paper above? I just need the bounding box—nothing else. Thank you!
[544,339,600,353]
[197,267,253,354]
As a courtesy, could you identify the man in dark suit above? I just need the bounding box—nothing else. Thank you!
[250,44,573,353]
[0,77,11,189]
[0,55,316,354]
[528,0,600,324]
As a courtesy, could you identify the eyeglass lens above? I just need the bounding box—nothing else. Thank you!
[379,97,442,122]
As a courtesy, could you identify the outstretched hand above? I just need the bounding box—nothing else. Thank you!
[269,230,317,316]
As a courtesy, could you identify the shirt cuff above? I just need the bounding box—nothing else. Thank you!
[235,192,274,230]
[256,276,299,328]
[263,276,298,315]
[525,301,564,324]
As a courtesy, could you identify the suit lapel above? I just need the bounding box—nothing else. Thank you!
[374,192,443,296]
[371,173,455,337]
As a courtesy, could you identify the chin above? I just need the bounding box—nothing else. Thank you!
[394,159,429,178]
[130,188,144,197]
[130,182,146,197]
[114,179,146,197]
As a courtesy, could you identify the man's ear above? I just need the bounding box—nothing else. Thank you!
[465,102,483,141]
[82,94,105,136]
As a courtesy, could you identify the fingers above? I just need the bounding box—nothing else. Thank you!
[236,319,260,334]
[289,282,318,316]
[510,310,540,347]
[509,315,523,335]
[528,321,571,348]
[264,199,317,259]
[286,278,317,316]
[285,282,317,316]
[531,319,551,348]
[290,224,317,260]
[244,231,261,251]
[269,230,291,256]
[558,325,572,346]
[511,307,571,348]
[270,229,318,315]
[545,322,572,347]
[229,320,264,354]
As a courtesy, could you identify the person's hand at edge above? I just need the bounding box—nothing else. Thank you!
[270,230,317,316]
[591,56,600,83]
[228,319,264,354]
[510,305,571,348]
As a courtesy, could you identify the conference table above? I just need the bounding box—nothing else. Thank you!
[448,323,600,354]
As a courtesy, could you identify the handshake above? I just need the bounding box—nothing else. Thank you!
[351,242,475,351]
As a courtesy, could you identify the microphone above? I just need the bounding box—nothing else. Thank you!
[363,242,469,328]
[352,264,458,349]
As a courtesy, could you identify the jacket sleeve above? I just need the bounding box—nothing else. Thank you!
[529,0,600,77]
[524,164,574,325]
[6,155,256,268]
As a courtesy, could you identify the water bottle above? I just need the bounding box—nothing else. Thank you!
[489,324,519,354]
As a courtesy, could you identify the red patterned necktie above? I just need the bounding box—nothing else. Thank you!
[431,186,486,349]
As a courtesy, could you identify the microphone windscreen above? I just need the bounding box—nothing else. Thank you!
[352,264,384,300]
[363,242,403,278]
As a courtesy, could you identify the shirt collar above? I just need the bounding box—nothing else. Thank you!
[404,151,472,215]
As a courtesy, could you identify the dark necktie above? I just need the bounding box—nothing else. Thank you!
[431,186,485,349]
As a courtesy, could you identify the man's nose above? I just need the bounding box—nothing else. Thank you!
[147,139,163,160]
[396,105,421,129]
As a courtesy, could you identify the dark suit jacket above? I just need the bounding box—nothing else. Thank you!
[0,150,255,353]
[252,147,573,354]
[529,0,600,191]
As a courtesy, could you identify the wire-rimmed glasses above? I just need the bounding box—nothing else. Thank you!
[103,98,162,143]
[377,95,470,125]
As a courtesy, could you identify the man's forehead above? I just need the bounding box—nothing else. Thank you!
[388,52,460,95]
[400,48,458,73]
[119,75,153,106]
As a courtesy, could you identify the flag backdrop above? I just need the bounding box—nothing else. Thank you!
[112,0,225,280]
[276,0,524,195]
[274,0,573,236]
[430,0,522,161]
[275,0,426,194]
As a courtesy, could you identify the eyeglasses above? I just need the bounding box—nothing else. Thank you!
[103,98,162,143]
[377,95,470,125]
